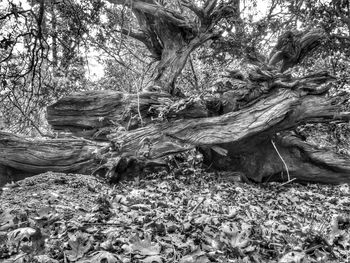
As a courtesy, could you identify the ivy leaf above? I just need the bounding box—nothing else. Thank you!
[65,231,91,261]
[35,206,55,220]
[221,223,249,250]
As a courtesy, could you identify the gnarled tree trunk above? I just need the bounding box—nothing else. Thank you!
[0,0,349,186]
[1,66,350,185]
[106,0,236,94]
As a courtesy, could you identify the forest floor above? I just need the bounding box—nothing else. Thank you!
[0,170,350,263]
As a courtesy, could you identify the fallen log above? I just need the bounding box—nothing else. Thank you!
[47,91,209,139]
[0,131,107,175]
[1,77,350,184]
[2,27,350,185]
[202,132,350,184]
[46,69,336,138]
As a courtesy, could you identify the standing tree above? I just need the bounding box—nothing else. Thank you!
[1,0,350,185]
[103,0,241,95]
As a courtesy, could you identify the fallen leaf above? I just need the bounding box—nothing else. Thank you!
[65,231,91,261]
[78,251,120,263]
[279,251,306,263]
[179,249,210,263]
[141,255,163,263]
[7,227,37,244]
[130,234,161,256]
[34,255,60,263]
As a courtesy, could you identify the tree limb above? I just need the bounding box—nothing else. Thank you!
[107,0,193,29]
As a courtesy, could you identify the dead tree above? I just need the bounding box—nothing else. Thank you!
[1,1,350,185]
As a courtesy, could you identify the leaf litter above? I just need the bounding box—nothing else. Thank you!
[0,171,350,262]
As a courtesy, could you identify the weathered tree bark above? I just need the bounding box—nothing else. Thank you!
[47,69,340,140]
[275,133,350,183]
[202,131,350,184]
[0,131,109,186]
[46,91,208,139]
[2,66,350,184]
[268,29,325,72]
[0,0,349,186]
[0,132,106,173]
[105,0,239,94]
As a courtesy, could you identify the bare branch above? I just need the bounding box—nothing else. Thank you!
[107,0,192,29]
[119,28,148,44]
[0,9,33,21]
[180,0,204,19]
[331,34,350,42]
[210,2,238,24]
[269,29,325,72]
[204,0,218,15]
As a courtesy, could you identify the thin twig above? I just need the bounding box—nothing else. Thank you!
[303,244,323,253]
[189,55,199,90]
[189,197,206,215]
[280,178,296,187]
[137,88,144,127]
[271,139,290,181]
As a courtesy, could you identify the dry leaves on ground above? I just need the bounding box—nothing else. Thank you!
[1,171,350,262]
